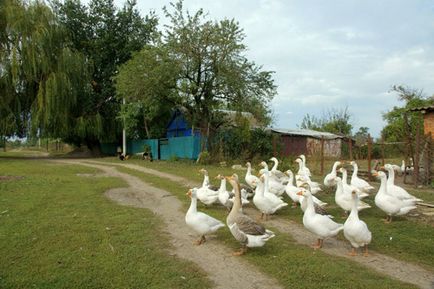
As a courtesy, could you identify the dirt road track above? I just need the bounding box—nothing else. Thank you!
[61,160,434,289]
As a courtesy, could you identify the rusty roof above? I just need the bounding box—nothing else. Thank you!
[267,128,344,140]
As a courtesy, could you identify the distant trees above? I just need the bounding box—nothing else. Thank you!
[115,1,276,140]
[299,107,353,136]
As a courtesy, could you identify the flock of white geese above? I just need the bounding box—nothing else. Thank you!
[185,155,423,256]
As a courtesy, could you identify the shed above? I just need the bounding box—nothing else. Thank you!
[166,109,200,138]
[268,128,346,158]
[410,105,434,137]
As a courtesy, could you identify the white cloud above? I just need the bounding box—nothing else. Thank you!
[103,0,434,137]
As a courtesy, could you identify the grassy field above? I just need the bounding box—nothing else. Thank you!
[115,165,419,289]
[103,157,434,269]
[0,158,211,289]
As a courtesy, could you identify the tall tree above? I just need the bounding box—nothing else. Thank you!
[0,0,90,147]
[116,0,276,142]
[51,0,158,149]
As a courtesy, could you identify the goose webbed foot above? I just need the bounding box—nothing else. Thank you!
[348,247,357,256]
[232,246,247,256]
[194,235,206,245]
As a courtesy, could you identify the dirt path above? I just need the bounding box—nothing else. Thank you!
[82,160,434,289]
[57,159,282,289]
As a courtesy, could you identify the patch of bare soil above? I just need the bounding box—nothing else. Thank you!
[0,175,24,181]
[59,160,282,289]
[85,160,434,289]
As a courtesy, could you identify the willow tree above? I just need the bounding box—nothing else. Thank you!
[52,0,159,148]
[0,0,91,147]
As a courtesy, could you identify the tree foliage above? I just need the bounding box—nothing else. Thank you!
[51,0,158,148]
[115,0,276,139]
[381,85,434,142]
[0,0,91,143]
[299,107,353,135]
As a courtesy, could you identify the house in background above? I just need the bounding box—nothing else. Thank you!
[410,105,434,137]
[166,109,201,138]
[102,108,259,159]
[268,128,348,158]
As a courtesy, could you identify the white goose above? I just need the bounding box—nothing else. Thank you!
[343,191,372,256]
[349,161,375,193]
[383,164,423,202]
[373,171,417,223]
[226,176,275,255]
[334,176,371,214]
[216,174,234,210]
[295,158,321,194]
[199,168,219,191]
[252,172,288,220]
[299,154,312,177]
[245,162,260,189]
[185,188,225,245]
[297,190,343,249]
[284,169,302,206]
[269,157,289,183]
[259,161,285,196]
[339,167,369,199]
[324,161,341,187]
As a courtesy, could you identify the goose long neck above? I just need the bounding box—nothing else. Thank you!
[288,171,294,186]
[271,159,278,171]
[202,173,209,187]
[336,179,344,195]
[349,196,359,220]
[332,162,339,174]
[342,169,348,184]
[352,163,358,177]
[256,181,265,197]
[188,196,197,214]
[387,167,395,185]
[229,182,242,213]
[247,163,252,175]
[219,178,226,191]
[263,172,270,193]
[305,194,315,215]
[378,175,387,195]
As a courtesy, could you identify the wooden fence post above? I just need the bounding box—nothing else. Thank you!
[320,137,325,175]
[348,137,353,161]
[367,134,372,181]
[414,124,420,187]
[272,134,277,157]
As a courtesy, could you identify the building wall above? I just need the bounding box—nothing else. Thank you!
[423,111,434,137]
[280,135,307,156]
[306,137,342,158]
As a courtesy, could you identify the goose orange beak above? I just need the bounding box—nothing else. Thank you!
[186,189,192,198]
[296,191,303,196]
[372,172,379,177]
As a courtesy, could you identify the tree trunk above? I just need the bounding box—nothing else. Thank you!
[144,117,150,139]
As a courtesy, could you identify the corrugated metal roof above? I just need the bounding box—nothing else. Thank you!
[409,105,434,112]
[267,128,344,140]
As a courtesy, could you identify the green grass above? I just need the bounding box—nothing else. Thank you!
[104,157,434,269]
[0,159,211,289]
[116,165,419,289]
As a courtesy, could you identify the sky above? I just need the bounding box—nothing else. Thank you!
[112,0,434,137]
